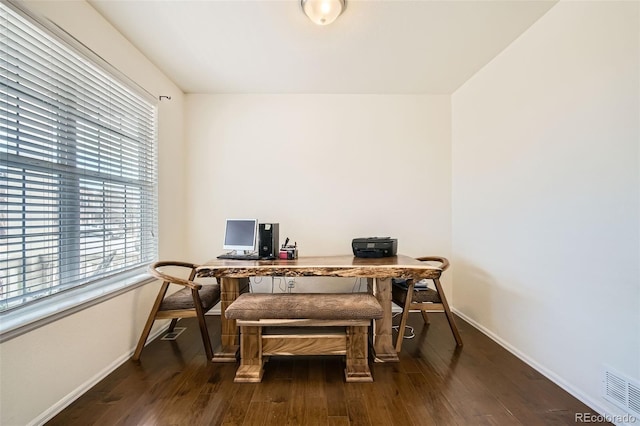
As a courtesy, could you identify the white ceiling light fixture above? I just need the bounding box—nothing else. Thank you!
[301,0,346,26]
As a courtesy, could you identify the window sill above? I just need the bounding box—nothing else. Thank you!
[0,267,155,343]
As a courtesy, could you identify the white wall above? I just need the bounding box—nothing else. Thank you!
[0,2,186,425]
[184,94,452,292]
[6,1,637,424]
[452,1,639,420]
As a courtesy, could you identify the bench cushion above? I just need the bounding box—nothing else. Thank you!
[225,293,383,321]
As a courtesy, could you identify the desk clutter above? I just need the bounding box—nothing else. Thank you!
[219,220,300,260]
[218,219,400,261]
[279,237,298,259]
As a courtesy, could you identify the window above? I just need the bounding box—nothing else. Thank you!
[0,2,158,315]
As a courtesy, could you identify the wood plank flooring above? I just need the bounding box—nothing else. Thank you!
[47,313,609,425]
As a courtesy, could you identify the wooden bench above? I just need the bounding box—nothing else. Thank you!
[225,292,383,383]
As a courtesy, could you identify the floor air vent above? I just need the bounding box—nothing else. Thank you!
[161,327,186,341]
[629,382,640,415]
[604,367,640,419]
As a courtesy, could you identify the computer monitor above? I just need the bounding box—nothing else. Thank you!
[223,219,258,254]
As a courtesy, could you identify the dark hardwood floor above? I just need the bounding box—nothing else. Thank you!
[47,312,608,425]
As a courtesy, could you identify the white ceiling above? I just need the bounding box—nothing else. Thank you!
[88,0,557,94]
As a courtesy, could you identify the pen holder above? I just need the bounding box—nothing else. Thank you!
[279,245,298,260]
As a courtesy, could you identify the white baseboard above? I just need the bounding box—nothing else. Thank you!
[452,308,634,426]
[29,324,170,426]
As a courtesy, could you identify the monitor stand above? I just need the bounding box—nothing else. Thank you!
[231,250,251,255]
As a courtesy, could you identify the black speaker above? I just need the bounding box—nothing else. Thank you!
[258,223,279,258]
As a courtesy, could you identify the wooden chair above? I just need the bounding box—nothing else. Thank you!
[132,261,221,361]
[392,256,462,352]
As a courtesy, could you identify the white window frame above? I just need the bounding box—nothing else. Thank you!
[0,1,158,341]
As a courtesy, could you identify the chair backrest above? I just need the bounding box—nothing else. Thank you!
[147,261,201,290]
[415,256,449,272]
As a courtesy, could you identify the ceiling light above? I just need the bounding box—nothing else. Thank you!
[301,0,345,26]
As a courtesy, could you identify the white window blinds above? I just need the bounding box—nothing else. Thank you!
[0,2,158,313]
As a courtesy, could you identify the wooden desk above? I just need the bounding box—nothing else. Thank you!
[196,254,442,363]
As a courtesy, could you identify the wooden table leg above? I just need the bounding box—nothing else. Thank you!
[233,325,264,382]
[370,277,399,363]
[212,277,249,362]
[345,325,374,382]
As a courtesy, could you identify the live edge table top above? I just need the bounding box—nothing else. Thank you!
[196,254,439,363]
[196,254,442,280]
